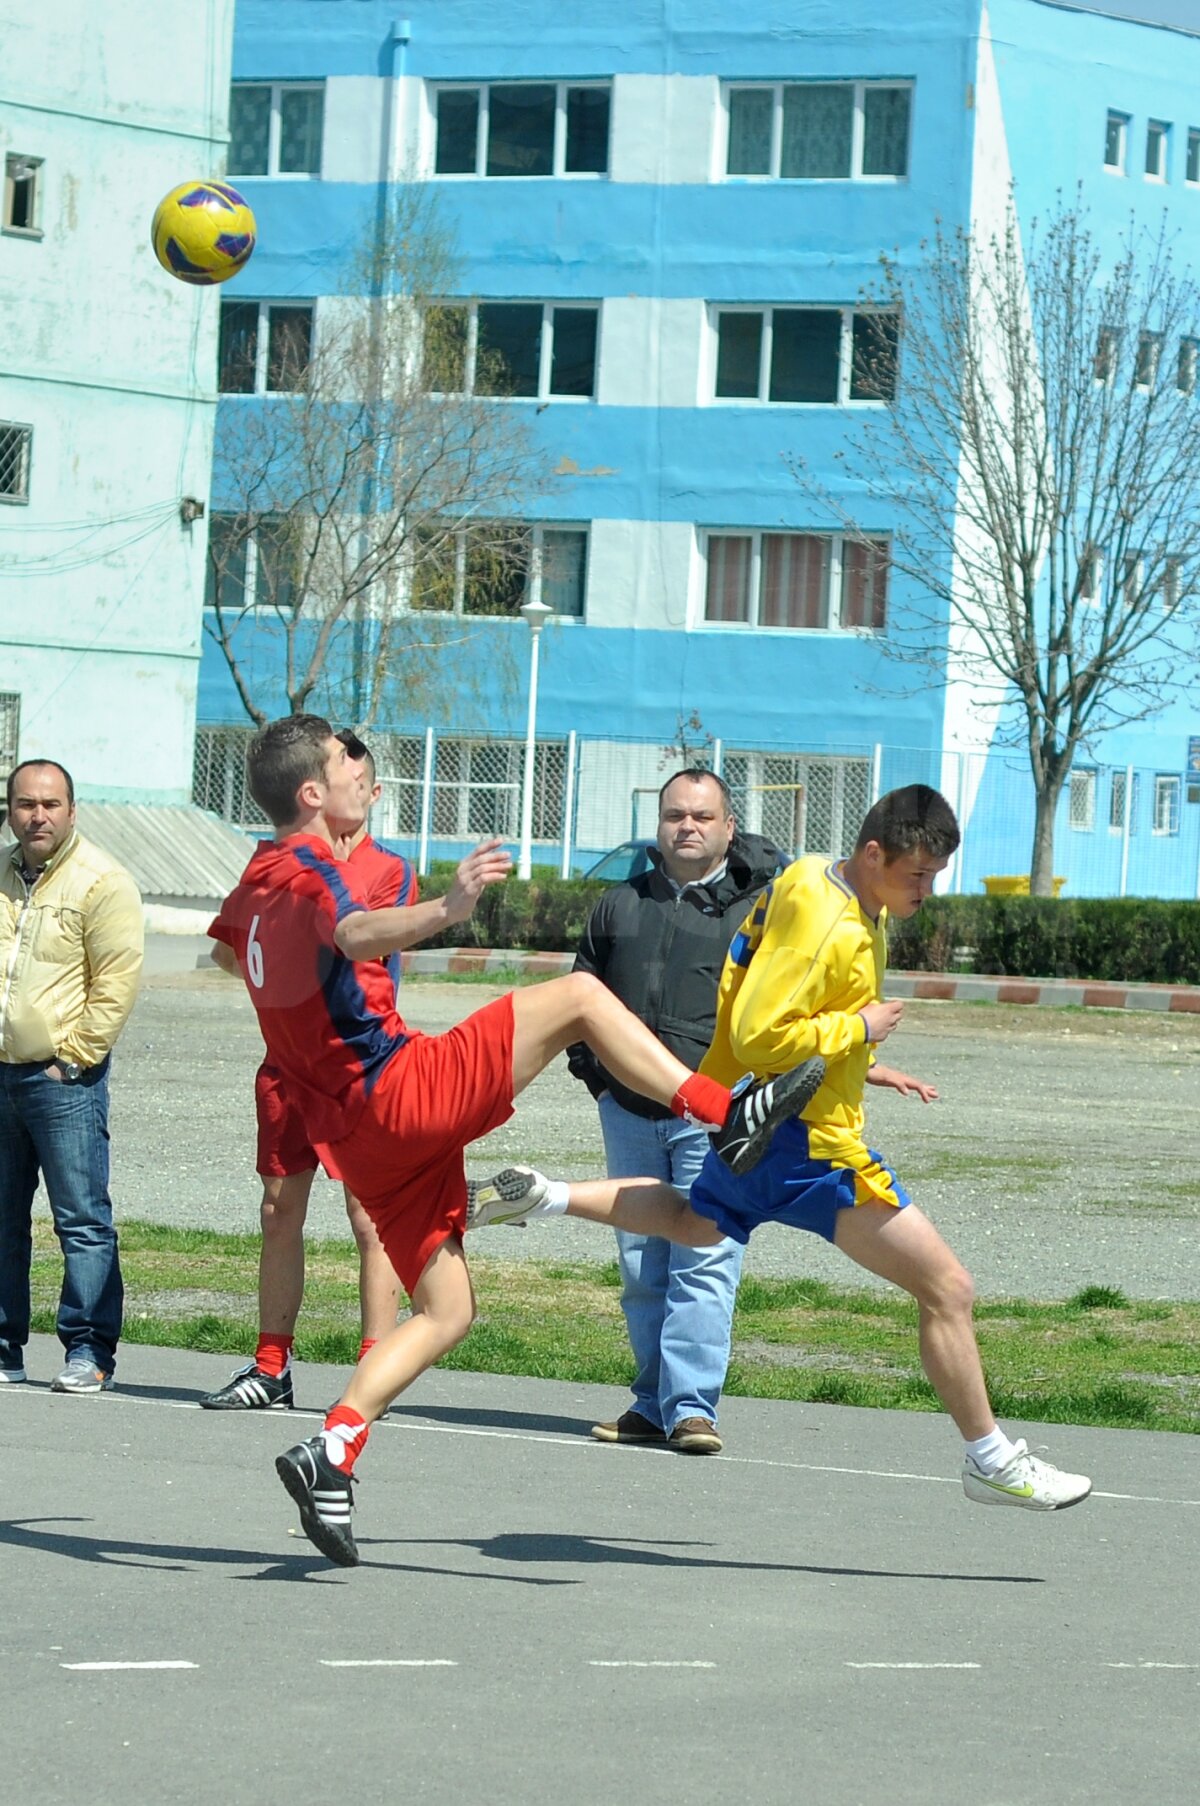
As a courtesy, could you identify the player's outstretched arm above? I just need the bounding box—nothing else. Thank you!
[866,1061,938,1102]
[334,839,512,961]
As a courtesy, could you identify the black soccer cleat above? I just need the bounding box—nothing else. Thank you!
[276,1434,359,1567]
[199,1361,294,1411]
[710,1055,827,1176]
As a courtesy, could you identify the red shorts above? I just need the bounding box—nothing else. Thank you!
[255,1062,344,1183]
[321,993,516,1296]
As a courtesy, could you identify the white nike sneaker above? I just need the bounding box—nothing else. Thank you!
[465,1166,552,1230]
[962,1440,1092,1511]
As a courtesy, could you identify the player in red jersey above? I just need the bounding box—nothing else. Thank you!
[202,733,412,1410]
[214,714,823,1566]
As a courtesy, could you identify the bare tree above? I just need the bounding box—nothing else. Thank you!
[207,184,550,729]
[796,197,1200,891]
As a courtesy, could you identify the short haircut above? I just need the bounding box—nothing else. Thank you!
[247,714,336,828]
[855,785,960,860]
[6,759,76,809]
[658,767,733,817]
[336,727,375,785]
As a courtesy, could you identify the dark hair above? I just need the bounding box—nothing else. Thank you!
[247,714,336,827]
[6,759,75,809]
[855,784,960,860]
[658,767,733,817]
[336,727,375,785]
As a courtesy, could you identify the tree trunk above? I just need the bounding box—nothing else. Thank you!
[1029,783,1062,896]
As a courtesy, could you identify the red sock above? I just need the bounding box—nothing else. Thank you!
[254,1333,293,1378]
[321,1404,370,1475]
[357,1337,376,1363]
[671,1073,731,1131]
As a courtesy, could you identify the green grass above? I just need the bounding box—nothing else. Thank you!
[30,1221,1200,1434]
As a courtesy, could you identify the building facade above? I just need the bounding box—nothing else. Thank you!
[0,0,233,805]
[199,0,1200,893]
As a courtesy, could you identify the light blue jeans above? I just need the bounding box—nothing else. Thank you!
[598,1092,744,1433]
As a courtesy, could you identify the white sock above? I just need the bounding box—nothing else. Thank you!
[524,1179,569,1220]
[964,1425,1020,1475]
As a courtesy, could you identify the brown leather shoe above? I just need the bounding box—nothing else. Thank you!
[668,1416,723,1454]
[591,1408,666,1445]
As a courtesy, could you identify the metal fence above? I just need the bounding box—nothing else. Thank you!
[193,723,1200,899]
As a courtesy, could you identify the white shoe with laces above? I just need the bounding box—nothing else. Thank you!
[961,1440,1091,1510]
[465,1166,552,1230]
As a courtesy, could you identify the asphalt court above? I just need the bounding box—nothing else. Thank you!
[2,1335,1197,1806]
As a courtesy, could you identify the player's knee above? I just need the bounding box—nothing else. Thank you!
[564,969,605,1025]
[927,1259,975,1318]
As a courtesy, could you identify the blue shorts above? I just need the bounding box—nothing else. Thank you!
[689,1117,911,1246]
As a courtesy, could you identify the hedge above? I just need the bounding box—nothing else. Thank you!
[414,871,1200,984]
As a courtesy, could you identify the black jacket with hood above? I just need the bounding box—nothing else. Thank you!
[565,832,785,1120]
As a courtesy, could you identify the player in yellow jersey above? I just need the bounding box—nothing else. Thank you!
[680,783,1091,1510]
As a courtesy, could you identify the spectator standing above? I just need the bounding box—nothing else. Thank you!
[0,759,143,1392]
[568,769,783,1454]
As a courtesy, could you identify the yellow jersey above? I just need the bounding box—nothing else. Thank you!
[700,856,885,1155]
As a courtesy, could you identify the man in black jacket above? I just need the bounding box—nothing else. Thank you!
[568,768,784,1454]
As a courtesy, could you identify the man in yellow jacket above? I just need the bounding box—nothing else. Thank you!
[0,759,143,1392]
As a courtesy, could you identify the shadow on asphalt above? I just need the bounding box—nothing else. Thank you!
[388,1402,595,1438]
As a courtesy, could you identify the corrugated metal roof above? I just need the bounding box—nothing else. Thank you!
[67,804,254,902]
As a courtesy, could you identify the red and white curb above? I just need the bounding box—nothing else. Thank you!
[399,948,1200,1014]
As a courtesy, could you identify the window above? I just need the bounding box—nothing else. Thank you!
[702,531,889,631]
[712,306,898,404]
[218,300,313,393]
[1178,339,1198,395]
[1078,546,1102,604]
[1094,327,1117,383]
[1153,774,1180,835]
[1134,332,1161,388]
[228,83,324,176]
[433,82,610,177]
[205,514,302,612]
[1117,552,1143,610]
[725,82,912,180]
[0,422,32,504]
[1104,111,1128,172]
[1188,129,1200,185]
[411,523,588,619]
[0,692,19,778]
[423,302,598,400]
[1068,768,1096,832]
[1145,120,1169,181]
[1161,555,1184,611]
[1109,769,1127,833]
[3,154,42,235]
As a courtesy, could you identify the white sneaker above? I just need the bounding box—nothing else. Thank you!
[465,1166,551,1230]
[0,1365,27,1385]
[50,1358,115,1394]
[962,1440,1091,1511]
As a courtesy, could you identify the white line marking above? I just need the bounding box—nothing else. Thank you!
[62,1661,197,1671]
[1104,1662,1200,1670]
[589,1661,717,1669]
[18,1382,1200,1510]
[319,1660,457,1668]
[845,1663,981,1670]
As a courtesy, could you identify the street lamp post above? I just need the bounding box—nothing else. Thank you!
[517,599,553,880]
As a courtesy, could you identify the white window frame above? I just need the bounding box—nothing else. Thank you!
[1094,327,1118,385]
[721,80,913,183]
[1134,331,1162,389]
[228,81,325,179]
[697,528,889,633]
[1118,551,1144,611]
[1108,769,1127,834]
[1145,119,1169,182]
[1078,545,1102,606]
[218,298,316,395]
[409,522,589,620]
[2,153,43,238]
[1161,554,1183,612]
[205,515,302,613]
[1068,768,1096,832]
[0,421,32,506]
[1103,111,1128,174]
[423,301,600,402]
[708,304,898,406]
[1152,774,1180,836]
[1187,128,1200,187]
[1178,339,1198,396]
[0,691,20,774]
[429,81,611,179]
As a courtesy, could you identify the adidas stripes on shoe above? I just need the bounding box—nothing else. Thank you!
[275,1434,359,1566]
[199,1361,294,1411]
[710,1055,826,1176]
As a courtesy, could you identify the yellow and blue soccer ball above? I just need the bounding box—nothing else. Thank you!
[151,180,257,286]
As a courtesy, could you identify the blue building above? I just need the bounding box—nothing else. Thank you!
[197,0,1200,895]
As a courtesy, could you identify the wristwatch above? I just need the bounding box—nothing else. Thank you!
[57,1060,84,1084]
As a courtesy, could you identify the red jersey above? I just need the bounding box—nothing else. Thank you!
[209,833,415,1144]
[347,834,417,989]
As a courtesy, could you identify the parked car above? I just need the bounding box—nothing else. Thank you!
[581,839,656,883]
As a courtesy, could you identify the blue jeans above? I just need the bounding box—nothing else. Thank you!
[0,1058,123,1373]
[598,1093,744,1433]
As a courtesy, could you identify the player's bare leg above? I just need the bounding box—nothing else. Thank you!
[258,1171,315,1335]
[467,1169,725,1245]
[338,1238,475,1426]
[343,1185,402,1345]
[832,1202,991,1438]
